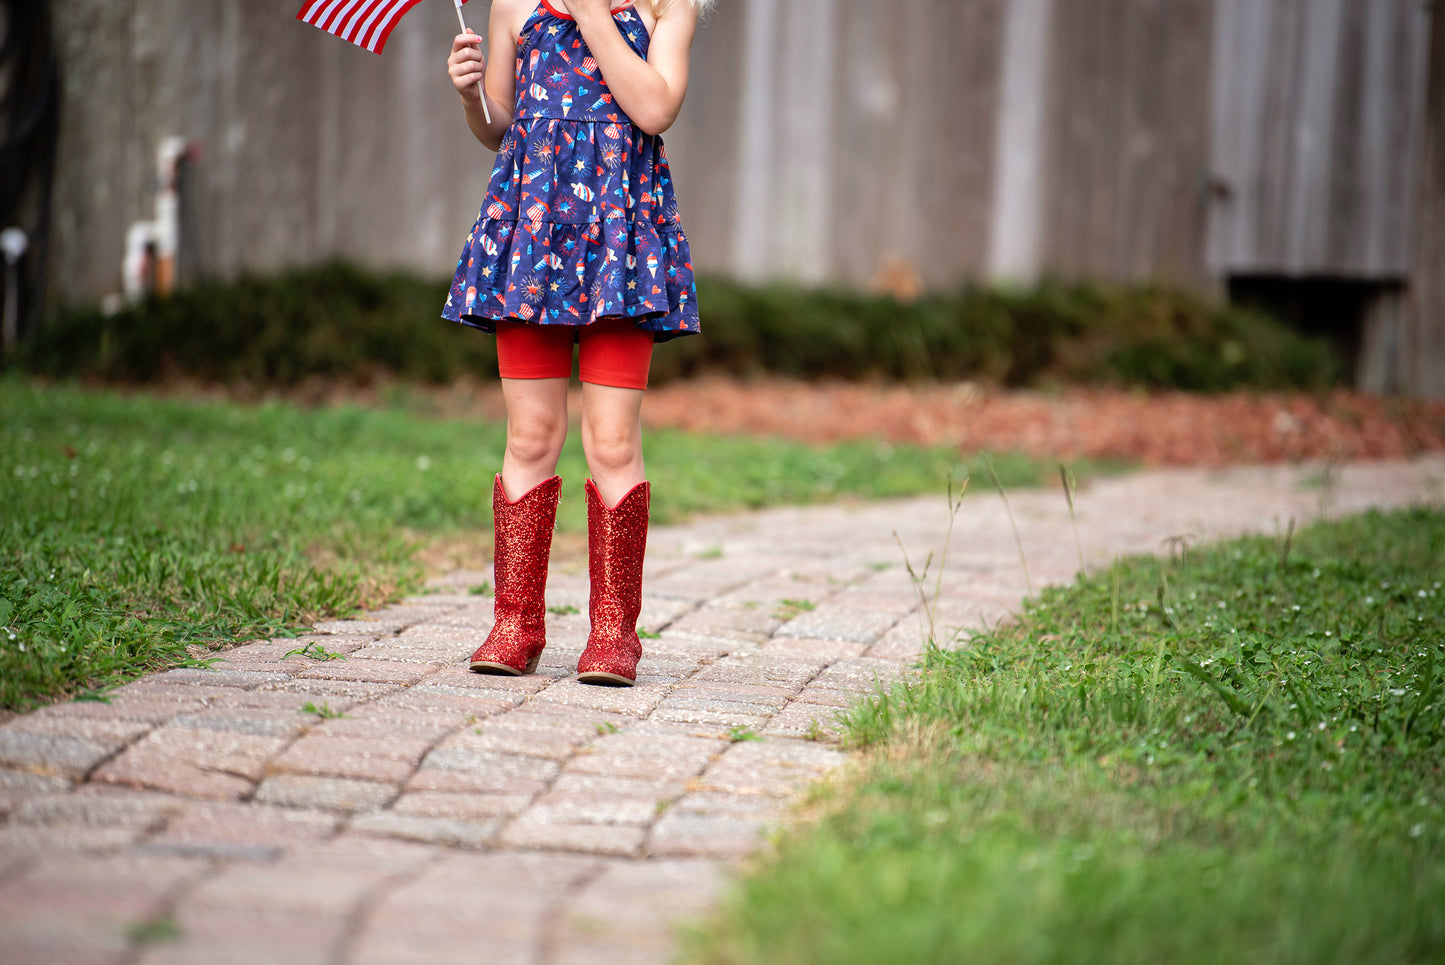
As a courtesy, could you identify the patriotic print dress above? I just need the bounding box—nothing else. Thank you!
[443,0,700,340]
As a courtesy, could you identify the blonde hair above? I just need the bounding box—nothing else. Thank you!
[650,0,714,15]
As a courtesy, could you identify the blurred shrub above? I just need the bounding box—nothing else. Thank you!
[17,263,1343,391]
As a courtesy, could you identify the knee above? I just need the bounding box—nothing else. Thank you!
[507,413,567,466]
[582,420,641,473]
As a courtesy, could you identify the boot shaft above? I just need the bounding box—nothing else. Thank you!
[585,479,650,628]
[578,478,649,685]
[492,473,562,626]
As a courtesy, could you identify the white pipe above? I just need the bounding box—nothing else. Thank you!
[122,221,155,304]
[1,227,27,352]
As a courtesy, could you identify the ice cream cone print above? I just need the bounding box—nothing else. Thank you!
[562,92,573,117]
[646,253,658,278]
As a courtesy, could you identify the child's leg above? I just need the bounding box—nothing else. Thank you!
[577,318,654,506]
[469,321,572,676]
[575,318,655,686]
[496,320,574,498]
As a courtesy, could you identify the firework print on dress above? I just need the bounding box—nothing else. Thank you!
[443,0,700,340]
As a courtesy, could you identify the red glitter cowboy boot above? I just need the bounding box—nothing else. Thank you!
[576,479,649,687]
[469,474,562,675]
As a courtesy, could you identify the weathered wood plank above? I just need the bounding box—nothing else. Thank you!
[1404,2,1445,396]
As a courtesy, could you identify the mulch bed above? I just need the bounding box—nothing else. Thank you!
[137,374,1445,468]
[639,377,1445,467]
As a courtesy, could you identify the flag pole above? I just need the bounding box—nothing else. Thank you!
[454,0,493,124]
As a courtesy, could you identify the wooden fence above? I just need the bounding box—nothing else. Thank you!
[40,0,1445,393]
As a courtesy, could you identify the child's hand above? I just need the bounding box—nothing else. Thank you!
[447,30,486,102]
[567,0,615,21]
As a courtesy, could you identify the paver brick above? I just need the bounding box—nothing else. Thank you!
[391,790,533,821]
[252,774,398,814]
[456,723,590,762]
[12,787,185,831]
[147,801,342,856]
[0,730,128,779]
[647,809,775,859]
[419,745,562,784]
[303,712,461,742]
[761,703,845,739]
[91,726,287,800]
[550,772,689,799]
[151,667,291,689]
[762,636,869,659]
[690,739,845,798]
[297,658,434,686]
[0,768,72,793]
[522,786,663,827]
[0,852,207,961]
[28,699,178,726]
[0,825,142,856]
[261,678,400,704]
[531,679,667,717]
[499,818,647,856]
[773,606,900,644]
[3,714,153,747]
[793,686,866,708]
[667,681,796,708]
[648,703,771,732]
[425,664,554,694]
[266,734,432,783]
[565,731,726,783]
[350,851,598,965]
[391,623,482,645]
[404,766,550,797]
[168,708,306,739]
[371,689,517,719]
[551,857,725,965]
[349,812,500,849]
[135,910,341,965]
[348,641,461,665]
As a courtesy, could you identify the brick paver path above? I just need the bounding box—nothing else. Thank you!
[2,457,1442,964]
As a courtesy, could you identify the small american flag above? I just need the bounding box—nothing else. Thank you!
[296,0,470,55]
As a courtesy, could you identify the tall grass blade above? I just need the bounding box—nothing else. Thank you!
[981,450,1032,596]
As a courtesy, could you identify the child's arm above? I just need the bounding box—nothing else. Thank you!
[448,0,526,150]
[570,0,698,136]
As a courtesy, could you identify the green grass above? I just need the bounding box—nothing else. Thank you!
[690,507,1445,964]
[0,376,1098,711]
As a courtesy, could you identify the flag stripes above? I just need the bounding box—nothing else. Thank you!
[297,0,465,54]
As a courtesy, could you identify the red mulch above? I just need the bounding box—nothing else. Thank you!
[149,374,1445,467]
[638,378,1445,467]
